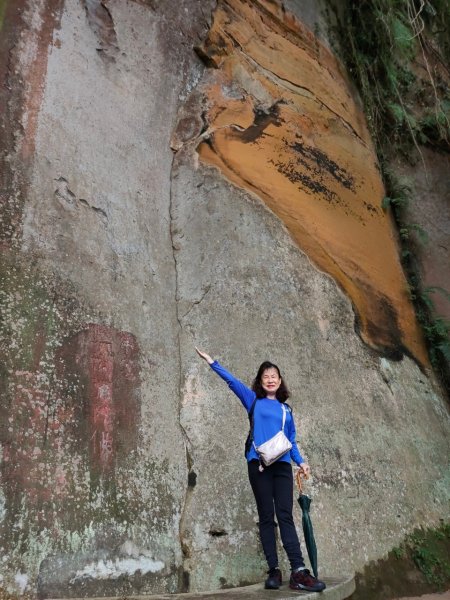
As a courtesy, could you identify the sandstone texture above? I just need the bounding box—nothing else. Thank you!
[0,0,449,597]
[191,0,427,364]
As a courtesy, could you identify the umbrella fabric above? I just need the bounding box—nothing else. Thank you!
[296,470,319,578]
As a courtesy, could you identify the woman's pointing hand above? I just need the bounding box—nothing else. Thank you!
[195,347,214,365]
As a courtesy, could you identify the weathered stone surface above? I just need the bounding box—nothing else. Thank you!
[0,0,449,597]
[191,0,427,364]
[48,574,356,599]
[395,148,450,321]
[172,156,449,592]
[1,0,212,595]
[0,0,64,248]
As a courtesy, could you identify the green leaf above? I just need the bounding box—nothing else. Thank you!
[391,16,415,58]
[400,227,409,239]
[437,343,450,361]
[388,102,405,123]
[382,196,392,209]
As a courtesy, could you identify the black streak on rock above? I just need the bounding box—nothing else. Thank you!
[194,44,220,68]
[363,200,379,215]
[238,103,283,143]
[271,135,356,206]
[181,570,190,592]
[291,138,355,191]
[209,527,228,536]
[365,297,404,360]
[273,158,338,204]
[187,470,197,488]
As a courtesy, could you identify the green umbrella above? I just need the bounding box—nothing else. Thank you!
[296,471,318,578]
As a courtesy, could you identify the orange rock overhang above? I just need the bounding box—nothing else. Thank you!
[192,0,427,365]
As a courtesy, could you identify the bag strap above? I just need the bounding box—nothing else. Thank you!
[248,397,257,420]
[248,399,265,470]
[280,403,287,430]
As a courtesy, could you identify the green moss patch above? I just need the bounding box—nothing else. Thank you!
[351,523,450,600]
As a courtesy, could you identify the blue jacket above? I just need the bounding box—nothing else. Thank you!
[210,361,304,465]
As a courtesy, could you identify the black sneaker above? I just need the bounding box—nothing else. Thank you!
[265,567,282,589]
[289,568,326,592]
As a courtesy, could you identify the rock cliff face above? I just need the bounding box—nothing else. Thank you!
[398,147,450,322]
[0,0,449,596]
[189,0,427,363]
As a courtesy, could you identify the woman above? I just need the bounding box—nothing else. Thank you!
[195,347,326,593]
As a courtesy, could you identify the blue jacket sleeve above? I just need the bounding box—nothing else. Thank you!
[287,409,304,466]
[209,361,256,412]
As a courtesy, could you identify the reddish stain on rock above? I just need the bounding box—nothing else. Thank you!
[20,0,64,162]
[57,323,141,476]
[1,322,141,531]
[2,371,49,503]
[1,369,76,522]
[90,338,115,469]
[0,0,64,246]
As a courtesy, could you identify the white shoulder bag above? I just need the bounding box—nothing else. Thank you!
[254,403,292,468]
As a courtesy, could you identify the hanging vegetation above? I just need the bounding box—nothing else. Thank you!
[331,0,450,388]
[334,0,449,156]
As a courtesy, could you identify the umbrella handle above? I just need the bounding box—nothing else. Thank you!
[295,468,309,492]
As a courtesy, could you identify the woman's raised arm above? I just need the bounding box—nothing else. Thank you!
[195,347,256,411]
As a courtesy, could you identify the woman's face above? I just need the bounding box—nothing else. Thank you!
[261,367,282,396]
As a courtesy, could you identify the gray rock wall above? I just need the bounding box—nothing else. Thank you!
[0,0,449,596]
[397,148,450,322]
[1,0,212,595]
[172,155,450,591]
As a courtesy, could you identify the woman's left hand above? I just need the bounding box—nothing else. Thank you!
[299,462,311,477]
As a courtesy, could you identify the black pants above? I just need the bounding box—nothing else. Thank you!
[248,460,305,571]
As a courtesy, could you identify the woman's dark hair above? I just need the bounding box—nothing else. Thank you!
[252,361,290,402]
